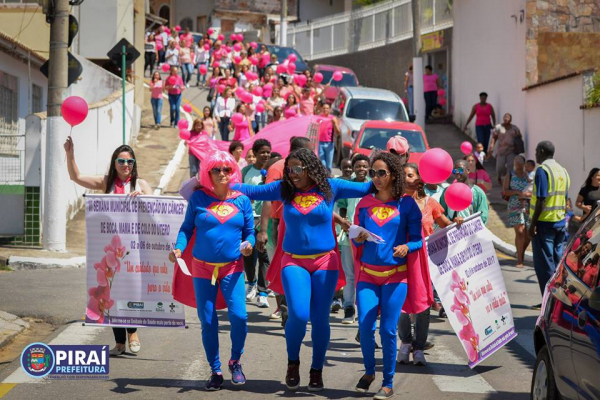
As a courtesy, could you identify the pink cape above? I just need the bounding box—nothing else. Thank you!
[266,217,346,296]
[352,195,434,314]
[172,189,244,310]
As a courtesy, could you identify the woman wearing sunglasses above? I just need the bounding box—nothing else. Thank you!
[170,151,255,391]
[352,152,430,399]
[64,137,151,356]
[231,148,375,392]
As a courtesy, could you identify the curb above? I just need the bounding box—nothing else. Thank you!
[490,233,534,263]
[0,310,30,349]
[7,256,86,270]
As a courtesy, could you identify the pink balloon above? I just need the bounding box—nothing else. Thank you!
[332,71,343,81]
[242,92,254,103]
[164,27,171,35]
[207,28,214,35]
[262,53,270,63]
[418,148,453,184]
[250,41,258,49]
[256,102,265,113]
[444,182,473,211]
[225,46,232,53]
[437,88,446,96]
[438,98,447,106]
[235,87,246,97]
[284,108,297,118]
[276,64,286,74]
[250,56,258,65]
[234,43,242,52]
[175,25,181,32]
[177,120,189,130]
[61,96,88,127]
[236,34,244,42]
[204,44,210,51]
[314,72,324,83]
[217,34,225,41]
[218,84,226,94]
[231,113,244,125]
[179,129,191,140]
[263,87,272,98]
[252,87,263,96]
[246,71,258,81]
[234,56,242,64]
[294,74,307,87]
[214,53,222,61]
[161,63,170,72]
[183,104,192,113]
[213,61,220,68]
[230,33,237,42]
[460,141,473,155]
[288,54,297,63]
[199,64,208,75]
[287,63,296,74]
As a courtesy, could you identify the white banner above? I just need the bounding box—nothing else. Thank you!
[426,214,517,367]
[84,194,186,328]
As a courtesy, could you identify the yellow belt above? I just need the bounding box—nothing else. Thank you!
[284,251,329,260]
[360,264,407,278]
[194,258,230,285]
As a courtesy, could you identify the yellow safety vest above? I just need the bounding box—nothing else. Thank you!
[530,159,570,222]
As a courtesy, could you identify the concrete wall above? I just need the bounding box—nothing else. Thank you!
[524,75,597,201]
[0,5,50,54]
[174,0,214,31]
[299,0,347,22]
[452,0,527,142]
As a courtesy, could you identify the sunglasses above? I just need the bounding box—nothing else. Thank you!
[369,169,390,178]
[453,167,465,175]
[116,158,135,166]
[286,166,306,175]
[210,167,233,175]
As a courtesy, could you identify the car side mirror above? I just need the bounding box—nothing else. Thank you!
[590,286,600,311]
[409,114,416,123]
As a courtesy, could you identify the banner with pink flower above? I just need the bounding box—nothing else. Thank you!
[426,214,517,368]
[85,194,187,328]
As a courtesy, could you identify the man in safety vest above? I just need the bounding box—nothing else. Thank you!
[528,141,570,309]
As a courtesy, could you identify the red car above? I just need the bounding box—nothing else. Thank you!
[313,64,359,104]
[350,120,430,163]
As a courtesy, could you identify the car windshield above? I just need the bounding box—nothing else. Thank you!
[359,129,427,153]
[268,46,303,63]
[346,99,407,121]
[319,71,358,87]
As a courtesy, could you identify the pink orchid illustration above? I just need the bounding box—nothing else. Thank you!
[104,235,126,258]
[451,270,470,304]
[94,257,110,286]
[448,270,479,363]
[87,285,114,324]
[451,295,471,325]
[459,323,480,363]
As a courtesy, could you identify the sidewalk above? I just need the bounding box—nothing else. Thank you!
[0,311,29,349]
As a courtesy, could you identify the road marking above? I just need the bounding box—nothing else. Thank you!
[513,329,535,358]
[1,323,104,385]
[0,383,16,399]
[428,342,497,394]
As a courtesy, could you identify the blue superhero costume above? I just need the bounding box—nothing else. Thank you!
[352,195,423,389]
[173,188,255,374]
[232,178,374,370]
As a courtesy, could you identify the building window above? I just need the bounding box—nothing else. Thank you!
[158,4,170,22]
[180,17,193,31]
[0,70,18,137]
[32,84,43,113]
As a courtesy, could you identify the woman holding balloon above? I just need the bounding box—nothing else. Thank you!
[195,39,211,87]
[440,159,489,225]
[165,66,185,127]
[215,87,235,141]
[230,104,254,141]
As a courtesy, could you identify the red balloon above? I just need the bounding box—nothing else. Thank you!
[438,88,446,96]
[177,119,189,130]
[161,63,170,72]
[332,71,343,81]
[460,141,473,155]
[418,148,453,184]
[314,72,324,83]
[234,56,242,64]
[183,104,192,113]
[438,98,447,106]
[218,84,226,94]
[179,129,191,140]
[287,63,297,75]
[231,113,244,125]
[217,34,225,41]
[199,64,208,75]
[175,25,181,32]
[444,182,473,211]
[256,102,265,113]
[61,96,88,127]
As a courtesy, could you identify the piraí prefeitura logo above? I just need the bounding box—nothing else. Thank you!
[21,342,55,378]
[20,343,109,380]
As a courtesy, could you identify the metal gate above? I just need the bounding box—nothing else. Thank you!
[0,133,26,236]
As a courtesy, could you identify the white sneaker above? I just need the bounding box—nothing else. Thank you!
[267,290,276,298]
[109,346,125,356]
[269,308,282,319]
[257,295,269,308]
[245,285,257,301]
[397,343,411,364]
[413,350,427,366]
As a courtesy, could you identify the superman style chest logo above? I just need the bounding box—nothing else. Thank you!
[368,205,399,227]
[292,193,324,215]
[206,202,240,224]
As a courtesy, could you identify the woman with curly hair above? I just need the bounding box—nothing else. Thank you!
[352,152,424,399]
[232,148,375,392]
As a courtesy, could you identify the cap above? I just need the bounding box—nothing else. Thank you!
[386,136,409,155]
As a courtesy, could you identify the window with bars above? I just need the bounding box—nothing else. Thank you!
[0,70,18,137]
[32,84,43,113]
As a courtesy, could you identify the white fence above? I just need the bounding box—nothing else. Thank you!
[287,0,453,61]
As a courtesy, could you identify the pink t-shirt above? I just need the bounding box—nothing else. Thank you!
[167,75,184,95]
[155,37,164,51]
[180,33,194,48]
[423,73,438,92]
[299,96,314,116]
[475,103,492,126]
[150,80,163,99]
[233,118,250,141]
[318,116,334,142]
[421,197,444,237]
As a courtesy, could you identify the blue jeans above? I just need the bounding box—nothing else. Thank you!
[319,141,334,172]
[532,222,566,295]
[407,85,414,115]
[340,244,355,308]
[150,97,162,125]
[168,93,182,126]
[476,125,492,153]
[181,62,193,84]
[398,306,430,350]
[189,153,199,178]
[218,117,230,141]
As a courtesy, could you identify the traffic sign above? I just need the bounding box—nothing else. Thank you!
[40,52,83,87]
[107,38,140,69]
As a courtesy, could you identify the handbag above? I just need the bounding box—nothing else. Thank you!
[206,88,214,102]
[514,133,525,154]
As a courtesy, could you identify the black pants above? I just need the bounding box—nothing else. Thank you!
[243,230,270,294]
[144,52,156,77]
[219,117,230,141]
[113,327,137,345]
[158,49,165,64]
[424,90,438,119]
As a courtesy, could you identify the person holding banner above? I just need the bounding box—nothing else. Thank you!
[397,163,452,366]
[64,138,152,356]
[352,152,428,399]
[232,148,375,392]
[170,151,255,390]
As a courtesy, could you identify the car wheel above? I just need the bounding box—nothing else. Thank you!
[531,345,560,400]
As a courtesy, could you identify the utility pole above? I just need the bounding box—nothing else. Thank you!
[43,0,70,251]
[411,0,426,128]
[280,0,287,46]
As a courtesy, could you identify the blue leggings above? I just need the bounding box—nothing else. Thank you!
[193,272,248,373]
[281,266,339,369]
[357,281,407,388]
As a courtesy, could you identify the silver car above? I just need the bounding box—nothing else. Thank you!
[331,87,410,164]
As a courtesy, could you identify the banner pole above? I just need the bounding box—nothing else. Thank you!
[122,44,126,145]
